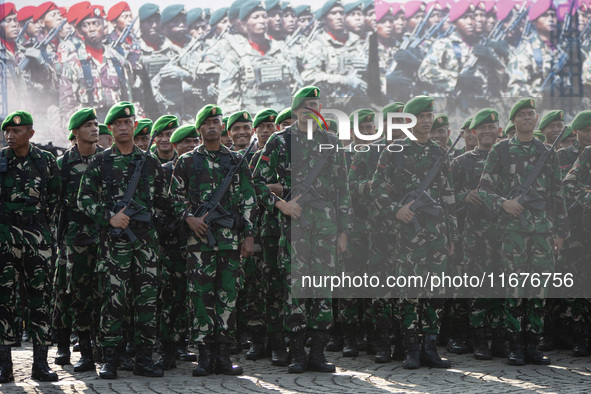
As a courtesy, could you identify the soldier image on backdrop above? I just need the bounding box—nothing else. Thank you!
[281,3,297,37]
[344,1,365,38]
[161,5,190,50]
[1,3,29,113]
[375,3,406,97]
[186,8,207,40]
[16,6,41,47]
[77,101,168,379]
[104,1,141,74]
[169,104,256,376]
[266,0,285,41]
[0,111,60,382]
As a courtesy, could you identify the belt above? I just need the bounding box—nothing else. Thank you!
[0,213,47,226]
[66,211,95,224]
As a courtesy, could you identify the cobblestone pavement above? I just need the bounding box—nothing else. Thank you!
[4,343,591,393]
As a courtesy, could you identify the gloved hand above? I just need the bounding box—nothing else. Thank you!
[472,44,504,69]
[455,69,482,93]
[488,40,510,62]
[393,48,423,71]
[386,71,414,96]
[24,47,45,65]
[342,74,368,93]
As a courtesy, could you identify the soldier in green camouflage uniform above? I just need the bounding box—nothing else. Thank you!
[77,102,167,379]
[478,98,569,366]
[134,119,153,151]
[370,96,456,370]
[170,104,256,377]
[151,115,179,164]
[252,86,351,374]
[0,111,59,382]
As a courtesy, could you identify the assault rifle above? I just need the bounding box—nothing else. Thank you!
[400,133,462,233]
[492,4,528,42]
[111,16,138,53]
[18,19,67,70]
[504,127,566,228]
[16,20,31,44]
[193,139,257,247]
[109,134,156,243]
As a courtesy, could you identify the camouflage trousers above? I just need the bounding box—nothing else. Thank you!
[97,232,159,347]
[0,243,52,346]
[368,232,398,330]
[187,249,241,344]
[158,246,189,343]
[337,231,370,327]
[52,245,73,330]
[261,236,285,333]
[244,238,265,327]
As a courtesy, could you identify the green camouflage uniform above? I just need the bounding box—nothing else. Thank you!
[77,145,169,347]
[0,145,60,346]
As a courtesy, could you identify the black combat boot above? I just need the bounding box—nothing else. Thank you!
[342,324,359,358]
[73,331,95,372]
[490,327,508,358]
[391,330,405,361]
[99,346,119,379]
[507,332,525,366]
[287,332,307,373]
[133,345,164,377]
[269,332,289,366]
[215,343,243,375]
[0,345,13,383]
[524,333,551,365]
[402,330,420,369]
[307,330,336,373]
[118,342,134,371]
[55,327,71,365]
[446,320,469,354]
[176,338,197,361]
[373,329,391,363]
[471,328,492,360]
[246,325,267,360]
[31,344,58,381]
[572,322,589,357]
[421,334,451,368]
[155,341,177,370]
[192,343,214,377]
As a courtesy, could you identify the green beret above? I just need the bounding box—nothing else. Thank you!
[68,132,75,141]
[509,97,536,121]
[161,4,184,24]
[316,0,341,19]
[350,109,375,128]
[228,110,253,131]
[196,104,223,130]
[538,110,564,131]
[99,124,111,136]
[68,107,97,131]
[504,121,515,136]
[294,5,312,17]
[210,7,228,25]
[240,0,265,21]
[572,110,591,130]
[404,95,434,116]
[265,0,281,11]
[292,85,321,111]
[228,0,243,19]
[104,101,135,125]
[187,8,203,27]
[382,102,404,121]
[561,125,574,141]
[533,130,545,142]
[152,115,179,137]
[461,116,473,130]
[275,108,293,125]
[282,2,294,11]
[139,3,159,21]
[170,124,198,144]
[2,110,33,130]
[326,119,338,132]
[204,8,211,19]
[254,108,279,128]
[344,0,363,14]
[134,119,153,137]
[431,113,449,130]
[469,108,499,130]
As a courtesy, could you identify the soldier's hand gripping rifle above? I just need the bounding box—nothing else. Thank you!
[399,133,462,234]
[111,16,138,53]
[109,133,156,243]
[504,127,566,228]
[193,139,257,247]
[18,19,67,70]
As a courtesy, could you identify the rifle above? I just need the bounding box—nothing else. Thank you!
[109,134,156,243]
[580,18,591,47]
[110,16,138,53]
[399,133,462,234]
[193,139,257,247]
[492,4,528,42]
[16,20,31,44]
[304,21,323,46]
[18,19,67,70]
[277,17,315,53]
[64,28,77,42]
[504,127,566,228]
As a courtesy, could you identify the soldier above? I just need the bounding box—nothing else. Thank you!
[227,110,253,153]
[295,5,314,31]
[252,86,351,373]
[375,3,407,97]
[1,3,29,112]
[0,111,59,382]
[161,5,190,50]
[266,0,284,41]
[16,6,41,47]
[538,110,565,147]
[170,124,200,155]
[187,8,208,40]
[429,113,451,148]
[478,98,569,366]
[55,108,104,373]
[105,2,141,71]
[98,124,113,149]
[77,101,168,379]
[344,1,365,37]
[451,108,507,361]
[454,117,477,157]
[560,125,576,148]
[275,107,294,130]
[362,0,376,34]
[370,95,455,369]
[59,4,134,125]
[133,118,153,151]
[169,104,256,376]
[151,115,179,164]
[281,3,297,37]
[208,7,230,39]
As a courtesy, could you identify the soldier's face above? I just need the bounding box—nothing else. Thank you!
[474,9,486,33]
[561,134,576,148]
[59,22,73,39]
[74,119,100,144]
[297,14,313,31]
[462,128,478,148]
[576,126,591,148]
[255,122,277,145]
[413,111,434,138]
[78,17,105,47]
[229,122,253,148]
[365,9,377,31]
[216,16,230,35]
[324,7,345,31]
[190,20,208,39]
[1,14,19,41]
[428,10,442,27]
[134,135,150,151]
[429,125,449,147]
[267,9,282,32]
[455,12,475,37]
[155,129,175,154]
[282,10,297,34]
[376,15,394,39]
[174,137,199,156]
[536,10,557,34]
[4,125,34,151]
[356,121,377,143]
[23,19,42,37]
[199,116,223,142]
[542,120,564,145]
[513,109,538,134]
[386,117,407,141]
[345,10,364,33]
[164,13,188,41]
[408,11,424,31]
[116,11,133,31]
[140,14,161,41]
[393,12,406,35]
[43,9,63,30]
[295,99,322,128]
[98,134,113,148]
[221,134,233,147]
[109,117,135,144]
[474,122,499,148]
[485,11,495,32]
[279,118,294,130]
[248,10,268,35]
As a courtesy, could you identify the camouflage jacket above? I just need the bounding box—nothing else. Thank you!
[57,144,103,245]
[252,122,352,235]
[169,144,257,251]
[478,135,569,237]
[370,138,457,239]
[77,145,168,233]
[139,37,179,79]
[105,30,142,71]
[0,41,29,111]
[154,149,178,165]
[378,40,400,95]
[250,147,280,237]
[563,146,591,211]
[558,140,585,179]
[0,145,60,245]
